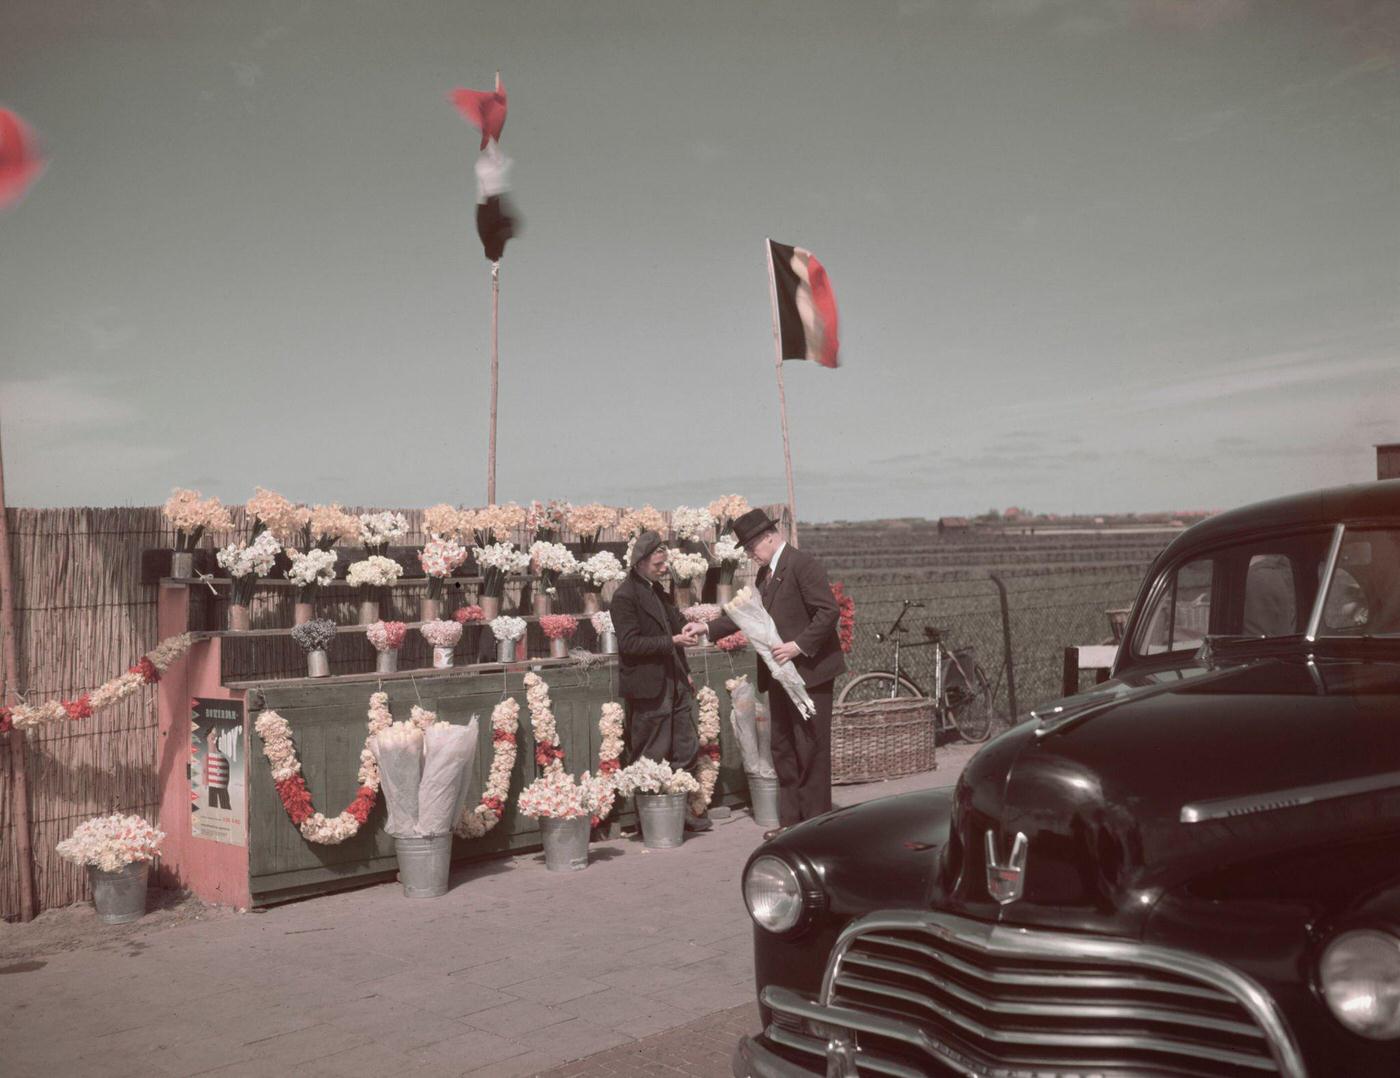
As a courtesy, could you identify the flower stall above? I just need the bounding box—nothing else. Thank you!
[122,495,782,908]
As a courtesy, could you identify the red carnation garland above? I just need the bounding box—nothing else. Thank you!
[832,582,856,654]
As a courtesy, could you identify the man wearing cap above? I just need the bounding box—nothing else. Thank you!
[610,530,713,831]
[707,509,844,838]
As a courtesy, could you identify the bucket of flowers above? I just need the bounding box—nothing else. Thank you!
[665,548,709,608]
[528,541,578,615]
[577,551,624,614]
[358,511,408,556]
[539,614,578,660]
[162,488,233,579]
[490,615,527,664]
[710,534,745,605]
[56,813,165,924]
[286,548,338,625]
[291,618,336,677]
[216,530,282,631]
[421,619,464,669]
[419,536,468,622]
[367,620,407,673]
[346,555,403,625]
[517,767,604,872]
[565,503,618,556]
[613,758,700,850]
[472,541,530,621]
[590,610,617,654]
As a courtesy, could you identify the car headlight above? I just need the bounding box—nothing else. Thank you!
[744,855,804,933]
[1320,929,1400,1039]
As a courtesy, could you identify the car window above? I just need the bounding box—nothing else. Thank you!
[1138,558,1212,655]
[1320,529,1400,636]
[1243,554,1297,636]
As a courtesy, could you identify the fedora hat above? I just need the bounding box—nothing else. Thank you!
[729,508,780,547]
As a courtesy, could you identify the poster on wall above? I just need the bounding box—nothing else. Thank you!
[189,698,247,846]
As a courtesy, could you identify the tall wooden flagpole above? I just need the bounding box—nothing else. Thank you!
[765,238,799,547]
[488,259,499,504]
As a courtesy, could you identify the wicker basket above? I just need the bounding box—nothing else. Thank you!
[831,697,937,785]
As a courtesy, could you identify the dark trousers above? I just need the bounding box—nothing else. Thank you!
[769,679,834,826]
[208,785,231,810]
[624,681,698,770]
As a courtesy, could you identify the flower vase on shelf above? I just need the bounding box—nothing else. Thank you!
[581,591,602,615]
[307,649,330,678]
[358,599,380,625]
[228,604,252,632]
[376,649,399,674]
[480,594,501,620]
[170,551,194,579]
[294,602,314,626]
[599,631,618,654]
[433,646,454,669]
[420,596,441,623]
[549,637,569,660]
[716,583,735,606]
[532,591,552,617]
[672,584,693,608]
[496,638,516,663]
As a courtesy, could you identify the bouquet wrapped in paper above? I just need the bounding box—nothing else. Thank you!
[719,587,816,719]
[369,722,424,837]
[725,675,776,778]
[369,712,480,837]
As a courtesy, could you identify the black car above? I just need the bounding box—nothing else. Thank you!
[735,480,1400,1077]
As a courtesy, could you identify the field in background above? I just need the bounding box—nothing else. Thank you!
[802,522,1178,726]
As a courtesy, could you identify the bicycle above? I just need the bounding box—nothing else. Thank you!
[836,599,996,743]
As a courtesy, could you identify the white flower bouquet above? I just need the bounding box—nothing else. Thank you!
[578,551,625,592]
[529,540,578,594]
[419,536,468,598]
[420,619,464,648]
[517,766,600,820]
[287,548,338,602]
[474,541,530,599]
[217,530,283,605]
[590,610,614,636]
[358,511,409,552]
[56,813,165,872]
[726,675,776,778]
[671,505,716,543]
[720,587,816,720]
[710,534,745,585]
[490,615,527,642]
[613,757,701,797]
[666,548,709,588]
[346,555,403,589]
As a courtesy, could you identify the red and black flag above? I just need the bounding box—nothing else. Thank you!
[767,239,840,369]
[450,74,520,262]
[0,107,46,211]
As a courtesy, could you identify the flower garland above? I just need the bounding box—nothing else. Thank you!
[523,672,565,772]
[591,702,625,827]
[455,697,520,838]
[832,582,856,654]
[3,632,195,733]
[254,692,394,844]
[690,686,722,816]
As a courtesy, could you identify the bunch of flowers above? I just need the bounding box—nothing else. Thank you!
[419,536,469,598]
[247,488,308,540]
[526,499,570,541]
[618,505,666,537]
[578,551,625,593]
[56,814,165,872]
[366,620,407,653]
[539,614,578,641]
[287,548,338,602]
[590,611,614,636]
[832,582,856,654]
[163,488,233,551]
[708,494,751,532]
[524,671,565,771]
[682,604,721,624]
[423,503,471,540]
[217,530,283,605]
[346,555,403,589]
[453,605,486,625]
[420,619,464,648]
[490,615,527,642]
[529,540,578,594]
[3,633,193,734]
[517,766,600,820]
[290,618,336,654]
[716,631,750,652]
[255,690,392,844]
[614,757,700,797]
[690,686,722,815]
[666,548,709,588]
[305,504,359,550]
[566,503,618,552]
[456,697,520,838]
[358,511,409,552]
[473,502,527,545]
[672,505,716,543]
[710,534,745,584]
[727,674,775,778]
[473,541,530,598]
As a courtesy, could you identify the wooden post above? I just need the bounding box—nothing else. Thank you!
[487,260,499,505]
[765,239,799,547]
[0,417,37,921]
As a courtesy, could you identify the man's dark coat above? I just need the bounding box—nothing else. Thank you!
[610,571,691,702]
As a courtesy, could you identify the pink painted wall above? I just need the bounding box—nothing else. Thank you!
[156,586,251,908]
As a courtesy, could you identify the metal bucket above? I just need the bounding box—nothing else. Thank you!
[358,599,380,625]
[496,638,517,663]
[432,646,454,669]
[748,774,780,828]
[228,604,252,632]
[90,861,149,925]
[170,551,193,579]
[636,792,686,849]
[548,637,570,659]
[395,834,453,898]
[598,631,618,654]
[582,592,602,614]
[294,601,314,626]
[540,816,590,872]
[420,597,441,623]
[306,649,330,678]
[375,649,399,674]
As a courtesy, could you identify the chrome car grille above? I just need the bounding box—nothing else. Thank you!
[758,910,1305,1077]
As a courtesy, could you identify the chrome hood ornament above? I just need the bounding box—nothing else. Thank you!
[984,830,1029,905]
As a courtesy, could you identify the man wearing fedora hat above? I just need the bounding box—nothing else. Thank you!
[610,530,714,831]
[707,508,845,837]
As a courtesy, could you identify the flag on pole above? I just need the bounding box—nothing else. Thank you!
[450,74,519,262]
[0,108,46,211]
[767,240,840,369]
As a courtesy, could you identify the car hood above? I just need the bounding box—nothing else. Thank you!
[936,655,1400,936]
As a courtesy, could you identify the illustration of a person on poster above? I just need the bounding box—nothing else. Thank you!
[204,725,231,810]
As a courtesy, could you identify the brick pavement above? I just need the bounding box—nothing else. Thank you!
[0,744,978,1078]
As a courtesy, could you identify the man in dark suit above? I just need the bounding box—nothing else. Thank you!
[610,530,713,831]
[707,509,845,837]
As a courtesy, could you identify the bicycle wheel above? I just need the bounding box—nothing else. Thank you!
[944,663,994,742]
[837,672,923,707]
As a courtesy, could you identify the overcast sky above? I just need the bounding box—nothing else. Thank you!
[1,0,1396,521]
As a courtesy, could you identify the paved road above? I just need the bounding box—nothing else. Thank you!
[0,742,980,1078]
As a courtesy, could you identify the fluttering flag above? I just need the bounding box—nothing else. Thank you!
[767,240,840,369]
[0,107,46,211]
[450,74,519,262]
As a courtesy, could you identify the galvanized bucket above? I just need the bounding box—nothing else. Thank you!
[306,649,330,678]
[170,551,193,579]
[598,631,618,654]
[357,599,380,625]
[395,834,452,898]
[748,774,780,828]
[375,649,399,674]
[636,792,686,849]
[540,816,590,872]
[90,861,149,924]
[496,638,517,663]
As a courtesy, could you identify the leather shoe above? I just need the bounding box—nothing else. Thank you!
[762,826,788,841]
[684,813,713,833]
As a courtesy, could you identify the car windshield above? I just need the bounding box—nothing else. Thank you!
[1316,528,1400,637]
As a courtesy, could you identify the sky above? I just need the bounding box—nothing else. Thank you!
[1,0,1397,521]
